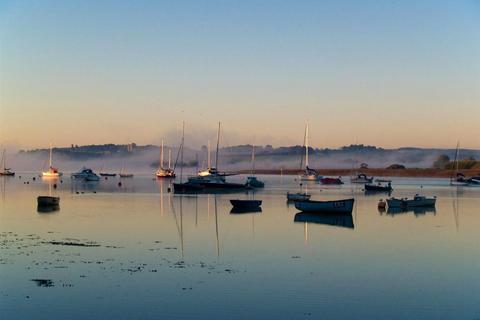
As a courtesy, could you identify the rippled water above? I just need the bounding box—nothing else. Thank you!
[1,174,479,320]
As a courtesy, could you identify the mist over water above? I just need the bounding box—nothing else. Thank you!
[7,146,480,174]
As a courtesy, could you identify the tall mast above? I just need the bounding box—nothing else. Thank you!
[180,121,185,183]
[168,149,172,169]
[454,141,460,174]
[215,122,220,169]
[251,145,255,176]
[207,140,211,169]
[1,149,5,170]
[49,143,53,168]
[160,139,164,169]
[305,122,309,168]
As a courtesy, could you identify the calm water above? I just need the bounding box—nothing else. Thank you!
[1,174,479,320]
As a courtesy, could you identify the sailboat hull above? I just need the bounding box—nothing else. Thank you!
[294,198,354,214]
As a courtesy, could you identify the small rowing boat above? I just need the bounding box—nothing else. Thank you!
[230,199,262,209]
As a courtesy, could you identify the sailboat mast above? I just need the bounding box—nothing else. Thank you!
[1,149,5,170]
[180,121,185,183]
[305,122,309,168]
[168,149,172,169]
[215,122,220,169]
[49,144,52,168]
[454,141,460,174]
[251,145,255,176]
[160,140,164,169]
[207,140,211,169]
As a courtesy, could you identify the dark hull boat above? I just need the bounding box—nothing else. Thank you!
[246,176,264,188]
[173,181,248,193]
[365,184,393,192]
[99,173,117,177]
[37,196,60,206]
[294,198,354,214]
[320,177,343,185]
[173,182,205,193]
[230,199,262,209]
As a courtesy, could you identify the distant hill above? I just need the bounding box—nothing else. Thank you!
[20,143,480,170]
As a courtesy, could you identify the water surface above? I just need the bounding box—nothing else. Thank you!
[1,174,479,319]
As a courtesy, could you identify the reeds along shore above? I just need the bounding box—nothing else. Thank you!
[234,168,480,178]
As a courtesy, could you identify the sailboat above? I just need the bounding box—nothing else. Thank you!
[299,122,321,181]
[246,145,264,188]
[174,122,246,193]
[42,144,63,177]
[450,142,480,187]
[0,149,15,176]
[155,139,176,178]
[99,161,116,177]
[119,159,133,178]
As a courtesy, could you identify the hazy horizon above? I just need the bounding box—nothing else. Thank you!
[1,1,479,149]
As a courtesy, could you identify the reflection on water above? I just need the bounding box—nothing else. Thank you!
[294,212,355,229]
[385,206,437,216]
[1,174,480,320]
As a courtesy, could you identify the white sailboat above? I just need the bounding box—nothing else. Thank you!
[119,161,133,178]
[299,122,321,181]
[0,149,15,176]
[42,144,63,177]
[155,139,176,178]
[246,145,265,188]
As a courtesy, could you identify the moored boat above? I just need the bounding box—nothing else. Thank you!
[299,122,322,181]
[365,182,392,192]
[230,199,262,209]
[0,149,15,176]
[287,192,311,201]
[294,198,354,214]
[175,122,247,193]
[320,177,343,185]
[99,173,117,177]
[351,173,373,184]
[119,173,134,178]
[155,140,176,178]
[246,176,265,188]
[37,196,60,206]
[71,167,100,181]
[245,145,265,188]
[42,145,63,178]
[386,194,436,208]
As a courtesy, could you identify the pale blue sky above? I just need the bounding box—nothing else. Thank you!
[1,0,479,149]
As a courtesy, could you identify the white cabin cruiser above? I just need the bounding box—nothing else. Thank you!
[71,167,100,181]
[387,194,436,208]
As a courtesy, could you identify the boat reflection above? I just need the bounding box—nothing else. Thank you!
[230,207,262,214]
[294,212,354,229]
[37,204,60,213]
[385,207,436,216]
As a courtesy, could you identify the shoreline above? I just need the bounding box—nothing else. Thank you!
[234,168,480,178]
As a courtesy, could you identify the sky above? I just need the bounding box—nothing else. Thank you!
[0,0,479,150]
